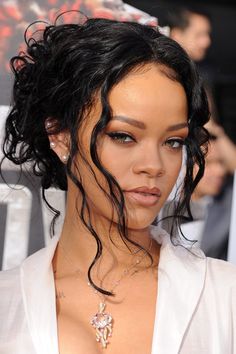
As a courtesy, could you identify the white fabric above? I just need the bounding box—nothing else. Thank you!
[0,228,236,354]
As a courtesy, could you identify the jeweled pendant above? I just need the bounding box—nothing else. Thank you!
[91,302,113,349]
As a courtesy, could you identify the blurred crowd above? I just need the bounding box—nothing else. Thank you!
[166,6,236,260]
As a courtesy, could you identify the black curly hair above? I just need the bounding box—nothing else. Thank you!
[1,15,209,295]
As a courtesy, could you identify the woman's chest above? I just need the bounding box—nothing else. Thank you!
[55,274,158,354]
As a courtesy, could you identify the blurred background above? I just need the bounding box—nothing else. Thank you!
[0,0,236,269]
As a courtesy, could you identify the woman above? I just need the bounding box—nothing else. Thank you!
[0,16,235,354]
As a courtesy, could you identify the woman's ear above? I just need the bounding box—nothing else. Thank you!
[45,120,70,163]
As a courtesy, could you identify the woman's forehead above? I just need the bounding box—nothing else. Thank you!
[79,63,187,133]
[108,64,187,124]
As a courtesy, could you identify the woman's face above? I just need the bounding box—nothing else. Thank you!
[70,64,188,230]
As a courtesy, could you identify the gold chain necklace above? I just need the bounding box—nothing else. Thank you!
[59,239,153,349]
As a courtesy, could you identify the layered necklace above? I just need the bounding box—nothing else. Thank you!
[59,239,153,349]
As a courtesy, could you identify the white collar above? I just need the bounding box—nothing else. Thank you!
[150,226,206,353]
[21,235,60,354]
[20,228,206,354]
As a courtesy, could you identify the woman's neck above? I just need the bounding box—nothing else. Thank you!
[59,209,159,272]
[54,186,161,286]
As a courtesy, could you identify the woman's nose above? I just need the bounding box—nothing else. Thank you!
[132,146,165,178]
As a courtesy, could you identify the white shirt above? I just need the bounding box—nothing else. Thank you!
[0,227,236,354]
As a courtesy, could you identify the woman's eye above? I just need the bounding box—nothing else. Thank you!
[165,138,185,149]
[106,132,135,144]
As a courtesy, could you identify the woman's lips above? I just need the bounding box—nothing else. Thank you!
[124,190,161,207]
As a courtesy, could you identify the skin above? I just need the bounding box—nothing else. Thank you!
[206,120,236,173]
[193,140,226,200]
[171,13,211,62]
[50,63,188,354]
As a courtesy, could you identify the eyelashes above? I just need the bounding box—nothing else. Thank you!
[106,132,135,144]
[106,131,186,150]
[164,138,186,149]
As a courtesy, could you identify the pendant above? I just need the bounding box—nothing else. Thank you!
[91,302,113,349]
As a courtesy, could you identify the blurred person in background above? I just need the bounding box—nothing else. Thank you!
[179,119,236,260]
[193,139,226,202]
[198,120,236,260]
[206,119,236,174]
[167,5,215,104]
[181,137,228,251]
[176,128,235,260]
[168,6,211,63]
[167,5,236,260]
[167,5,215,106]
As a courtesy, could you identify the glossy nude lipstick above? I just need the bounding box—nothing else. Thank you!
[124,186,162,207]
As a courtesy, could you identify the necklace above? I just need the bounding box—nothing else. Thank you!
[59,238,153,349]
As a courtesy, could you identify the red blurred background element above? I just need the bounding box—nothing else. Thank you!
[0,0,157,74]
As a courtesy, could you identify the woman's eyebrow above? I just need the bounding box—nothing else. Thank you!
[112,115,146,129]
[112,116,188,132]
[166,122,188,131]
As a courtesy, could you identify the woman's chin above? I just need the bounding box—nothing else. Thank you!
[125,211,158,231]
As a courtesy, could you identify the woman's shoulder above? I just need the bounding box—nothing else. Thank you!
[206,256,236,289]
[153,226,236,294]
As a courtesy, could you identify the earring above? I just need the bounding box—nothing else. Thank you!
[50,141,56,149]
[61,154,69,163]
[46,121,52,129]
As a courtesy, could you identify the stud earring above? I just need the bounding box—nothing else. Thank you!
[50,141,56,149]
[61,154,69,163]
[46,121,52,129]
